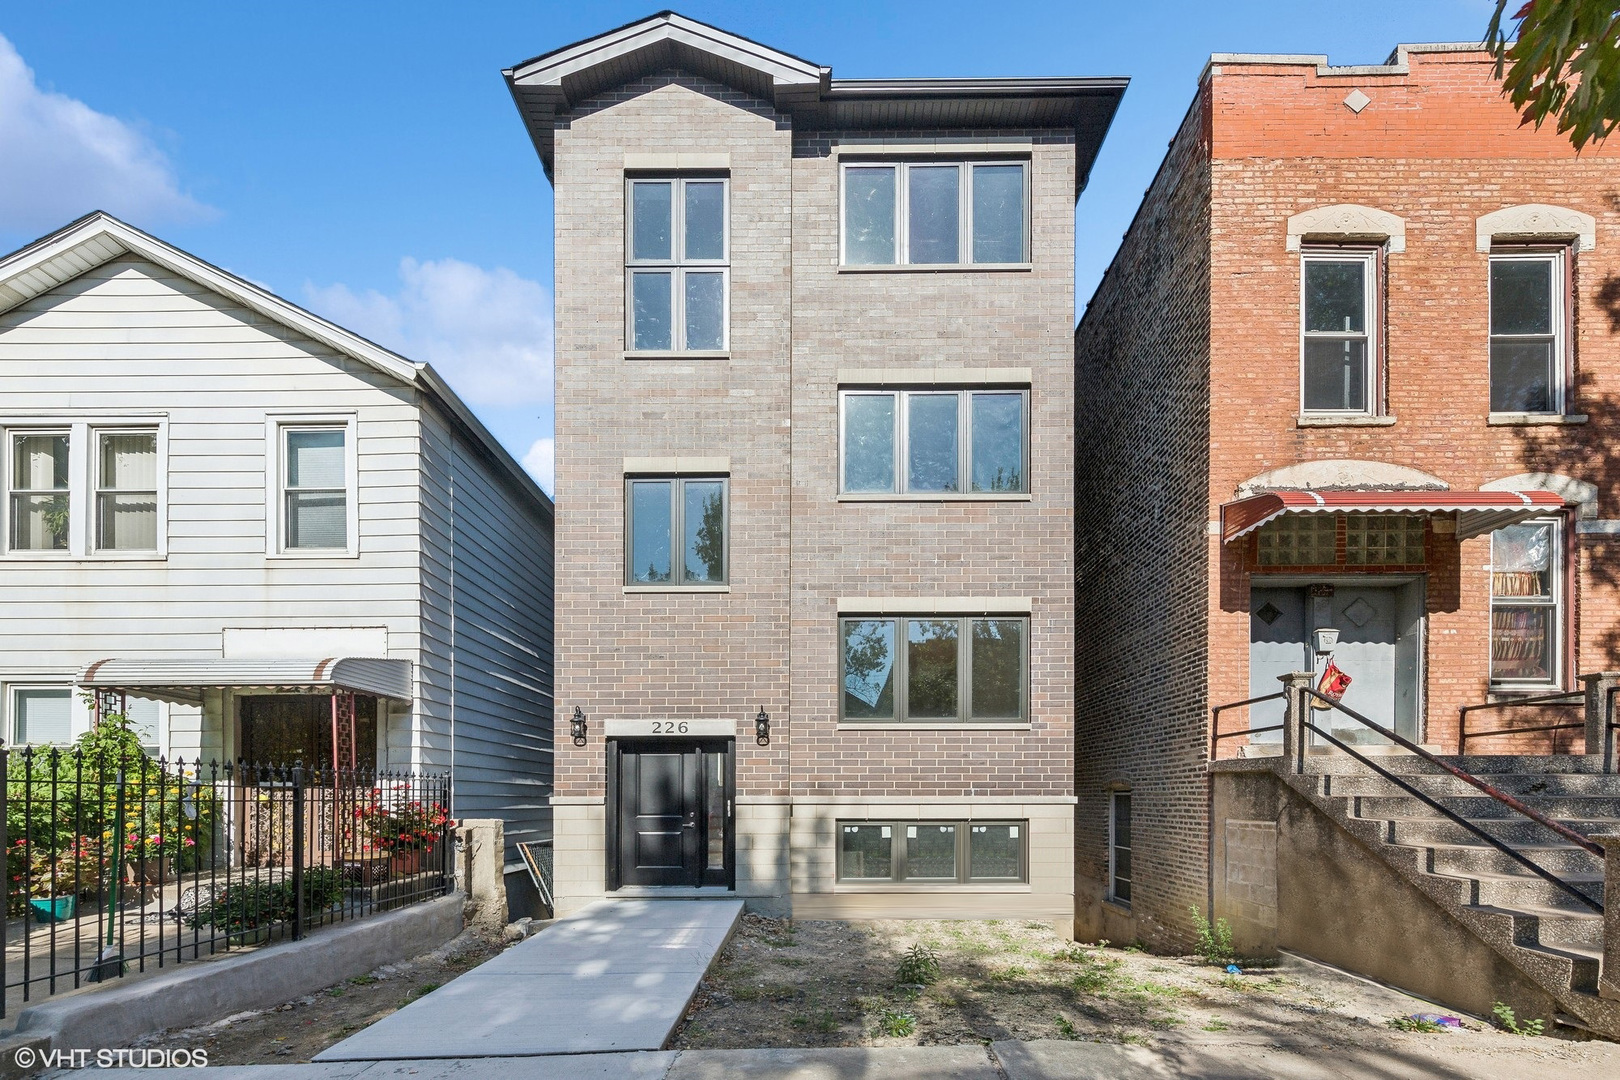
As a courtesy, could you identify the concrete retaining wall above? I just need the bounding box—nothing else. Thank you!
[12,894,465,1053]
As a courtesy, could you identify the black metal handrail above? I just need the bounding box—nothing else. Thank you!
[1457,690,1583,755]
[1209,692,1285,760]
[1299,687,1603,915]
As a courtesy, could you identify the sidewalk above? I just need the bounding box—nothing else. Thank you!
[75,1036,1620,1080]
[313,899,743,1060]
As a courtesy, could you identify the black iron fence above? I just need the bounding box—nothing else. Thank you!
[2,747,452,1015]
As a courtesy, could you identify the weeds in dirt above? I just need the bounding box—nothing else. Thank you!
[410,982,441,999]
[1203,1018,1229,1032]
[876,1009,917,1037]
[895,943,941,986]
[988,964,1029,983]
[1492,1003,1545,1037]
[348,975,380,986]
[1069,949,1125,993]
[1388,1016,1445,1033]
[1190,907,1236,966]
[791,1011,840,1034]
[1054,1015,1079,1038]
[1216,974,1286,994]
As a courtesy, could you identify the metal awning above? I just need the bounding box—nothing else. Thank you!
[76,657,412,705]
[1220,489,1567,544]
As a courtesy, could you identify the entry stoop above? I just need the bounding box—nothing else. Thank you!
[1211,752,1620,1038]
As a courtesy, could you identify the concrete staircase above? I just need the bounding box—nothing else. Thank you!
[1290,753,1619,1037]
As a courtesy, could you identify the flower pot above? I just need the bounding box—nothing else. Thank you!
[126,860,169,887]
[30,896,76,923]
[388,849,423,878]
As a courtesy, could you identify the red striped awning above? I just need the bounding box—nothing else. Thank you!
[1220,489,1567,544]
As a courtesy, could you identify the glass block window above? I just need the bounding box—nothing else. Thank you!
[1345,514,1426,565]
[1256,515,1337,566]
[836,820,1026,883]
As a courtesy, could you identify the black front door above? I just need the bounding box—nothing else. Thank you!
[611,740,732,889]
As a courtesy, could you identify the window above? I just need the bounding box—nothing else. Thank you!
[8,431,69,551]
[625,177,728,352]
[125,697,163,758]
[1256,515,1336,567]
[95,431,159,552]
[1300,249,1378,414]
[1490,250,1565,414]
[1491,517,1563,686]
[282,427,348,551]
[625,476,728,586]
[1344,514,1425,565]
[12,686,72,745]
[836,820,1026,883]
[1109,792,1131,907]
[840,615,1027,722]
[841,389,1028,495]
[842,161,1028,266]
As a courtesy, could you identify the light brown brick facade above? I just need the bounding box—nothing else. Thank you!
[1076,45,1620,950]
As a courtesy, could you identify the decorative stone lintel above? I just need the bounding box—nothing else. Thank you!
[1286,204,1406,253]
[1477,203,1596,252]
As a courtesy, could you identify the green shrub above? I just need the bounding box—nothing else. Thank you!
[1190,906,1235,966]
[895,942,940,985]
[875,1009,916,1037]
[189,868,344,934]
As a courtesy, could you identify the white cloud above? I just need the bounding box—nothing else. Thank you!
[304,257,554,410]
[0,33,213,232]
[522,437,555,496]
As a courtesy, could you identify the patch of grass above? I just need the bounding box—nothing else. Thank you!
[895,943,941,986]
[1202,1018,1229,1032]
[1069,950,1124,994]
[721,962,760,980]
[325,988,345,998]
[988,964,1029,983]
[1216,974,1285,994]
[1387,1016,1445,1033]
[876,1009,916,1037]
[1125,940,1147,954]
[348,975,380,986]
[410,982,441,999]
[1492,1002,1545,1037]
[1190,907,1236,966]
[771,956,807,968]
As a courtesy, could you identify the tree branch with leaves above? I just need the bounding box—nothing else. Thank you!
[1487,0,1620,151]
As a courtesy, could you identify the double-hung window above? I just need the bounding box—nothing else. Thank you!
[280,426,350,552]
[841,389,1029,495]
[8,431,70,552]
[1300,248,1378,415]
[626,177,728,353]
[95,431,159,552]
[1490,517,1564,687]
[842,161,1028,266]
[625,475,728,587]
[836,820,1027,884]
[1489,249,1565,414]
[840,614,1027,723]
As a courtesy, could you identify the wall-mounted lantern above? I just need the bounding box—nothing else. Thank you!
[755,706,771,746]
[571,706,588,747]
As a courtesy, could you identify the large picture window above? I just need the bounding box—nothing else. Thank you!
[625,177,728,352]
[836,820,1026,883]
[842,161,1028,266]
[840,614,1027,722]
[625,476,728,587]
[841,389,1028,495]
[1491,517,1563,687]
[1490,249,1565,414]
[1300,248,1378,415]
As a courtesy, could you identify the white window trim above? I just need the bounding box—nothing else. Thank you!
[4,678,92,747]
[837,387,1032,498]
[265,414,359,559]
[624,176,731,355]
[1489,515,1566,692]
[1,416,168,561]
[1299,247,1379,418]
[1488,246,1567,417]
[838,159,1032,269]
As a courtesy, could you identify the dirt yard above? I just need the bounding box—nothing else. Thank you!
[672,914,1613,1071]
[130,929,506,1064]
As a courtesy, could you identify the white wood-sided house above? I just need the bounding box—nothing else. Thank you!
[0,213,555,889]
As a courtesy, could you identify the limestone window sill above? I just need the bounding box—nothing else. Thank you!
[623,585,731,594]
[833,883,1033,893]
[837,263,1033,274]
[836,722,1032,732]
[1487,412,1588,426]
[1295,414,1397,428]
[836,493,1033,503]
[622,351,730,360]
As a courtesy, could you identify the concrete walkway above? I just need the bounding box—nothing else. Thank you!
[313,899,742,1061]
[78,1037,1620,1080]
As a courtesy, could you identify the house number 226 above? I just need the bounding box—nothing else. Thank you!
[651,721,689,734]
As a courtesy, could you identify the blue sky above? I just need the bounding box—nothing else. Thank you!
[0,1,1499,492]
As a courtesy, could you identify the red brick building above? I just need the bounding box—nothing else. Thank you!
[1074,44,1620,948]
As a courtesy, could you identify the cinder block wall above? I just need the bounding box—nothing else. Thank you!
[1073,92,1214,951]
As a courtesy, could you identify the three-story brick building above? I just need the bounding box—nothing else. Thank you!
[507,12,1123,927]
